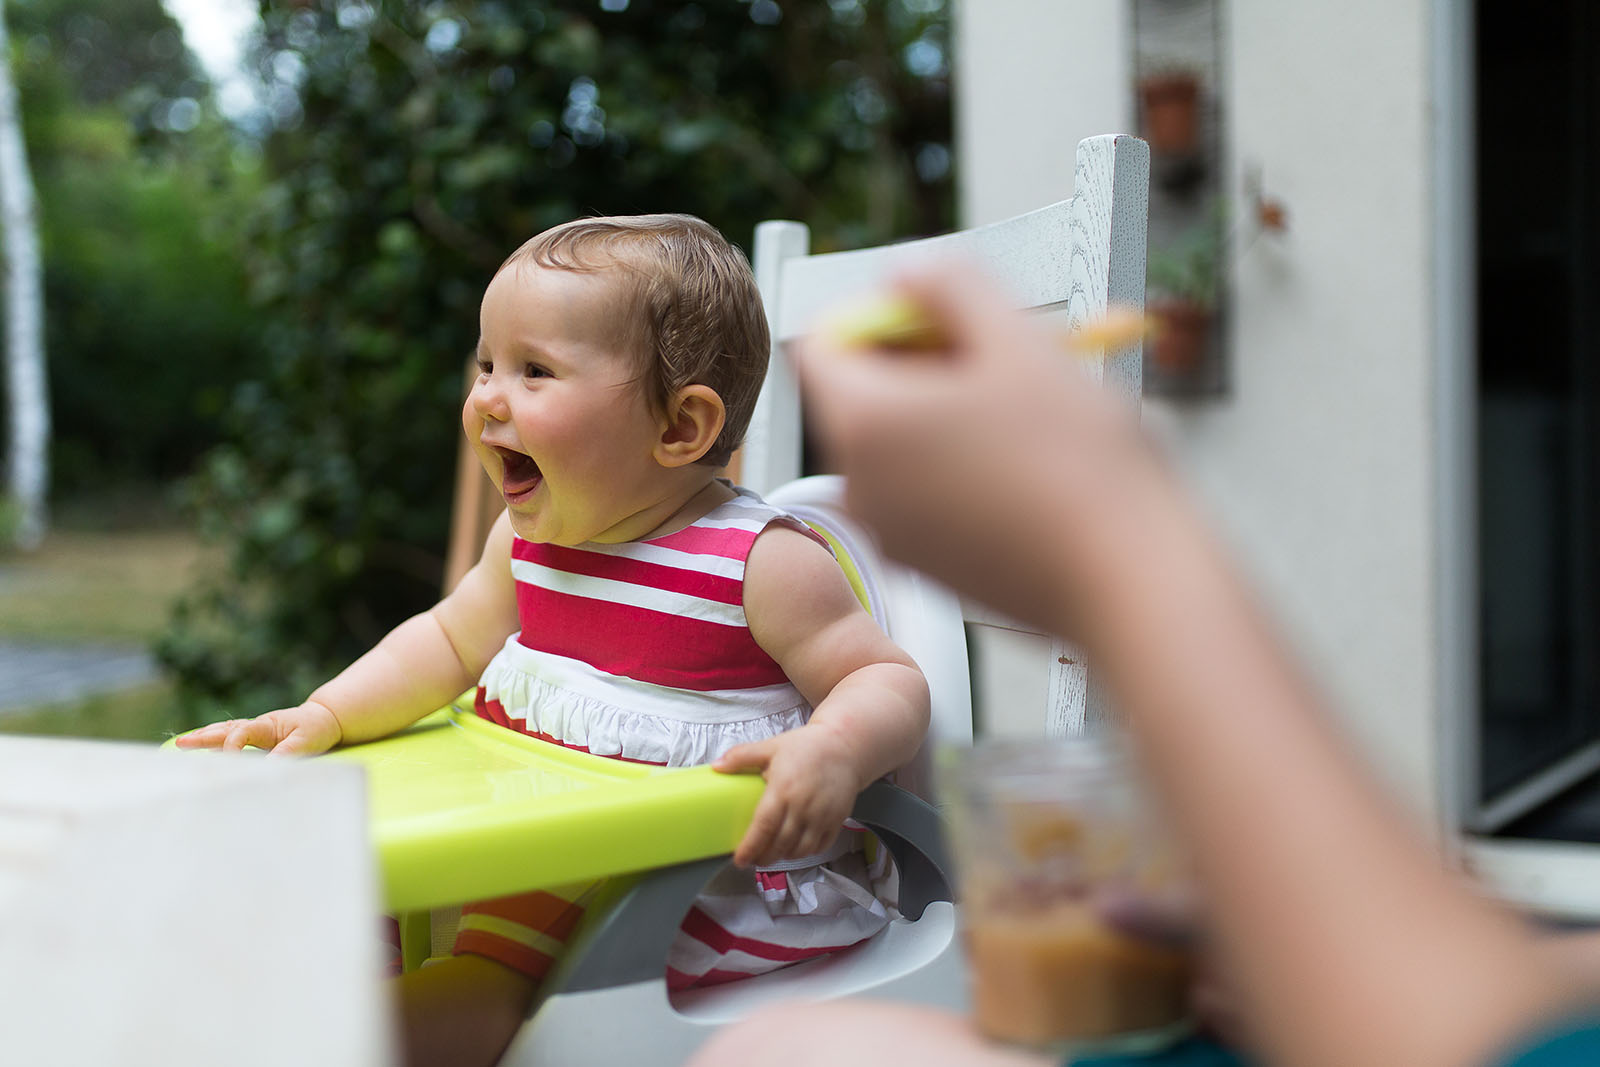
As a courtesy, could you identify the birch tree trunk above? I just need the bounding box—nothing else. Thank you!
[0,0,47,549]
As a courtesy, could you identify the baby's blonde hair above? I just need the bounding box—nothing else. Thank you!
[501,214,769,468]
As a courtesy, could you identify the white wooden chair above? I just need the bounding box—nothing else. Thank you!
[743,132,1150,740]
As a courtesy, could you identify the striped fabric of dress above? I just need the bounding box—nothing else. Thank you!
[454,486,899,990]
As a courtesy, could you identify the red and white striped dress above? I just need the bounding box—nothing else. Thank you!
[454,486,899,990]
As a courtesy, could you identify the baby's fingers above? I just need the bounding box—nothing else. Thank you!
[713,736,778,776]
[789,820,837,863]
[269,728,325,758]
[174,720,248,750]
[767,815,813,868]
[734,796,793,868]
[222,717,280,752]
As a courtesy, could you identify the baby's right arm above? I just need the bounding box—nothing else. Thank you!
[176,512,520,756]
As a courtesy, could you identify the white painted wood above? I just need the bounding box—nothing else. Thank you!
[0,2,48,548]
[1464,838,1600,921]
[0,738,391,1066]
[1047,637,1091,736]
[750,136,1149,738]
[769,134,1151,408]
[744,220,810,495]
[954,0,1132,228]
[1431,0,1477,838]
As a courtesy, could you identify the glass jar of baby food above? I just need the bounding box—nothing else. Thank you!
[940,733,1193,1056]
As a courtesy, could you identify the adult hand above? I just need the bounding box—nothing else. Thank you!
[688,999,1053,1067]
[793,262,1161,636]
[1094,887,1252,1051]
[174,700,343,757]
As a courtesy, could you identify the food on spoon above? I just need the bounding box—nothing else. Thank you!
[1071,306,1155,354]
[822,293,951,351]
[820,293,1152,356]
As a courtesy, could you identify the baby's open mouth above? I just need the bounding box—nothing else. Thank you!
[495,447,542,498]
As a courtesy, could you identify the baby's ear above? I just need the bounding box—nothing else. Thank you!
[656,384,726,467]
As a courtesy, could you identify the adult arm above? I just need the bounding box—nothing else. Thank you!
[790,263,1585,1067]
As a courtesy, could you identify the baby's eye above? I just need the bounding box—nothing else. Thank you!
[524,363,550,380]
[475,359,493,376]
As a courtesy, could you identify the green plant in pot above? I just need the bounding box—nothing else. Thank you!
[1146,217,1221,374]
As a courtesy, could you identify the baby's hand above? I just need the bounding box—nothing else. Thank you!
[174,701,343,757]
[713,726,860,868]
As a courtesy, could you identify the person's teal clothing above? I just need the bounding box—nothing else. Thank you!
[1499,1018,1600,1066]
[1065,1018,1600,1066]
[1070,1036,1249,1067]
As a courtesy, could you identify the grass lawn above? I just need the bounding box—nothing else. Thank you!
[0,680,188,743]
[0,525,216,644]
[0,503,219,742]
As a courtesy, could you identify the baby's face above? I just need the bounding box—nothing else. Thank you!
[467,264,672,545]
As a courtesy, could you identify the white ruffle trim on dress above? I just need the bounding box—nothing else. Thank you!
[478,642,811,767]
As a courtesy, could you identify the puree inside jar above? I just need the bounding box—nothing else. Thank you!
[964,898,1191,1047]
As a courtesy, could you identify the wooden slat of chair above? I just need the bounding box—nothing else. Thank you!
[443,358,506,595]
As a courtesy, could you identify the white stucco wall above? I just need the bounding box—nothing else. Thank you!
[956,0,1440,815]
[955,1,1133,224]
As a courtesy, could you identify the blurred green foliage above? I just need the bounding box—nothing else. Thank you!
[12,0,263,496]
[159,0,953,716]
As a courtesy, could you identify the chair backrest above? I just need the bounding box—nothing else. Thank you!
[742,134,1150,738]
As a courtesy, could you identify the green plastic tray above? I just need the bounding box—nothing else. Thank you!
[172,705,764,913]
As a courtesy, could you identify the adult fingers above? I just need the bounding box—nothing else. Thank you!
[1192,972,1253,1051]
[792,334,969,488]
[887,261,1044,366]
[1093,885,1200,950]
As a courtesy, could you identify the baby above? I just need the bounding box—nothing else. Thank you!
[178,214,931,1066]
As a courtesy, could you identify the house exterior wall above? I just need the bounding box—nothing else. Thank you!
[955,0,1441,816]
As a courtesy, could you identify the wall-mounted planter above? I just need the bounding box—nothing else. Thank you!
[1137,70,1201,157]
[1148,298,1213,375]
[1135,0,1225,396]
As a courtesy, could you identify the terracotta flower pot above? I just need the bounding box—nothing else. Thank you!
[1148,298,1212,374]
[1138,72,1201,157]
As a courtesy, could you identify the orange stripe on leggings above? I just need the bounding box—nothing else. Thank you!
[453,930,558,981]
[460,889,587,943]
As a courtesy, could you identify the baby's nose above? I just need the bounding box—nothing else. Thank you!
[470,375,510,422]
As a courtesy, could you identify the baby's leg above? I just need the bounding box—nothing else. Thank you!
[394,953,538,1067]
[453,882,599,981]
[391,882,601,1066]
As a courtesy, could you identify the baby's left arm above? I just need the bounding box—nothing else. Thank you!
[715,524,930,868]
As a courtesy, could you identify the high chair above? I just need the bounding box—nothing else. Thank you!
[337,132,1149,1065]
